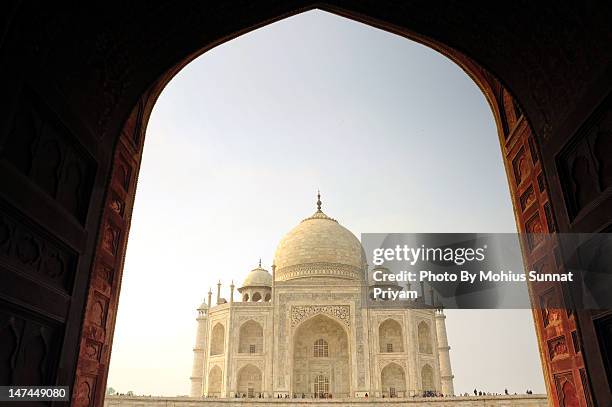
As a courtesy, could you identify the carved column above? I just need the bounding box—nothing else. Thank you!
[495,88,591,407]
[71,93,151,406]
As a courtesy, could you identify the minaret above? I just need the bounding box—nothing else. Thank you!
[435,309,454,395]
[216,280,221,305]
[190,301,209,396]
[229,281,235,304]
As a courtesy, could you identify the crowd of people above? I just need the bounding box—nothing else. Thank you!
[420,390,445,397]
[110,388,538,399]
[227,389,538,399]
[219,389,540,399]
[232,392,339,399]
[457,388,536,397]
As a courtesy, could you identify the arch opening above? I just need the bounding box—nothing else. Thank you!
[238,320,263,354]
[102,7,559,404]
[379,319,403,353]
[418,321,432,354]
[237,364,262,398]
[207,366,223,397]
[210,323,225,356]
[292,314,350,398]
[381,362,406,398]
[3,2,612,406]
[421,364,434,392]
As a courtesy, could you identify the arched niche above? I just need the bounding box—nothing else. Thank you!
[207,365,223,396]
[210,323,225,356]
[292,314,350,397]
[238,320,263,354]
[379,319,403,353]
[381,362,406,398]
[421,364,434,391]
[236,364,262,398]
[417,321,432,354]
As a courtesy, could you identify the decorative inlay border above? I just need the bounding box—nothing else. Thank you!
[276,262,362,281]
[290,305,350,328]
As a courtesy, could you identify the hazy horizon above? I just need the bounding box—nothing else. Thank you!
[106,10,546,397]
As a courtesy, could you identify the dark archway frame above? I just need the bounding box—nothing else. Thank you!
[76,6,593,406]
[1,2,611,407]
[68,6,612,407]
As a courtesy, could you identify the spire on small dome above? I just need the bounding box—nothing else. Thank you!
[316,189,322,212]
[240,261,272,289]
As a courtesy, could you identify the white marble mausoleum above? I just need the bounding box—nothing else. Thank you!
[189,195,454,399]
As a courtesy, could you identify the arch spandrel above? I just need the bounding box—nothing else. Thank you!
[290,304,351,329]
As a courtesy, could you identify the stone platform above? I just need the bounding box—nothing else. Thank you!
[104,394,548,407]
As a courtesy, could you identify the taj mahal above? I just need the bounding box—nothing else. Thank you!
[188,194,454,399]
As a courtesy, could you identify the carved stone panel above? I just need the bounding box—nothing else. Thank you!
[1,89,96,223]
[74,374,97,407]
[0,307,62,387]
[0,202,77,293]
[512,147,530,186]
[559,101,612,220]
[554,372,580,407]
[540,289,562,328]
[548,336,569,360]
[525,214,544,250]
[520,185,536,211]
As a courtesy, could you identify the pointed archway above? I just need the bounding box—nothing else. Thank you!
[207,365,223,397]
[236,364,262,398]
[292,314,350,397]
[1,4,611,407]
[381,362,406,398]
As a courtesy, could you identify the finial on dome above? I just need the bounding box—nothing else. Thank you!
[258,258,262,268]
[301,189,337,223]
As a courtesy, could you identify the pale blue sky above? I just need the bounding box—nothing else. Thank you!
[107,10,545,396]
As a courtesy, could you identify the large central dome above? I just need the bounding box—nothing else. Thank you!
[273,194,366,282]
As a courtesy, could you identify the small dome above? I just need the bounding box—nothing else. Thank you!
[197,301,208,310]
[241,264,272,288]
